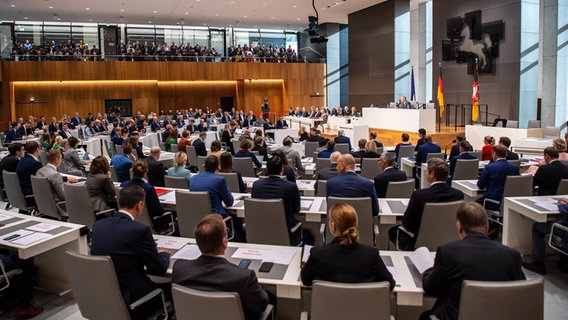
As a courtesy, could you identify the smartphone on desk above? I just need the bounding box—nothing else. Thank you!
[259,262,274,273]
[238,259,251,269]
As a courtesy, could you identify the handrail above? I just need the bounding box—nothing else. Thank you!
[443,104,491,130]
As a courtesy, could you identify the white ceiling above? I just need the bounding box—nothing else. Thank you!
[0,0,385,31]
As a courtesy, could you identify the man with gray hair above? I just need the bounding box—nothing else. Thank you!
[374,152,407,198]
[145,146,165,187]
[317,151,341,181]
[334,129,352,151]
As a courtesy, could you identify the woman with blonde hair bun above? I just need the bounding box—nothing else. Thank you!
[301,203,395,288]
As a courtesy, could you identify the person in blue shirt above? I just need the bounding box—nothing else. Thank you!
[110,143,135,183]
[334,130,352,151]
[476,144,519,211]
[317,140,336,159]
[5,122,24,144]
[190,155,234,217]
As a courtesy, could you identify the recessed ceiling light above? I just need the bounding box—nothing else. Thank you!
[120,9,125,12]
[89,19,93,21]
[230,1,235,3]
[24,17,28,19]
[293,5,297,8]
[57,17,61,20]
[10,4,15,8]
[271,17,275,19]
[185,12,189,15]
[148,20,152,23]
[202,23,207,25]
[215,13,219,16]
[262,3,267,6]
[48,6,54,9]
[153,10,158,14]
[243,15,247,18]
[296,18,301,20]
[85,8,90,11]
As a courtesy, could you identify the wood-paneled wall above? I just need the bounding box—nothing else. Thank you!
[0,62,325,124]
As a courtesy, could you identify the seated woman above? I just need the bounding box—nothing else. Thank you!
[177,130,192,154]
[234,139,262,169]
[394,133,413,159]
[301,203,395,288]
[86,156,117,212]
[129,135,145,159]
[219,152,247,193]
[167,151,191,188]
[51,135,63,151]
[41,133,52,150]
[221,124,234,154]
[271,149,296,183]
[121,159,172,233]
[360,141,381,159]
[64,136,91,176]
[481,135,495,161]
[207,140,224,159]
[298,125,309,142]
[165,129,178,152]
[251,136,268,160]
[84,121,96,137]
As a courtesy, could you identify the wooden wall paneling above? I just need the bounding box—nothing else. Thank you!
[157,81,237,111]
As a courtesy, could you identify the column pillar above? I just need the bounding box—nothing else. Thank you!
[538,0,558,126]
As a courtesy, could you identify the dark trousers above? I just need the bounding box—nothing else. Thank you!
[0,250,35,303]
[388,225,415,251]
[532,221,568,264]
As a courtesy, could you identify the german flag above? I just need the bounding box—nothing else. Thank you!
[437,65,445,118]
[472,63,479,122]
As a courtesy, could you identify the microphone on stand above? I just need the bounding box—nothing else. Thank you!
[444,139,457,159]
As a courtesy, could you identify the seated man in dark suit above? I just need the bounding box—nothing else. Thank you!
[150,116,161,132]
[172,214,270,319]
[91,185,171,320]
[415,135,441,188]
[197,119,208,132]
[0,250,43,318]
[307,129,327,147]
[389,158,464,250]
[448,133,468,161]
[145,146,166,187]
[374,152,407,198]
[192,132,208,157]
[317,140,336,159]
[275,116,288,129]
[369,131,383,149]
[0,143,25,191]
[476,144,519,211]
[5,122,24,144]
[421,202,525,320]
[498,136,519,161]
[58,123,73,139]
[327,154,379,216]
[16,141,43,204]
[334,130,352,151]
[186,119,198,134]
[316,151,341,181]
[448,140,477,181]
[533,147,568,196]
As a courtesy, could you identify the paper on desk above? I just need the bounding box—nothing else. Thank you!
[158,191,176,203]
[532,198,559,211]
[11,232,51,245]
[386,266,399,285]
[1,229,33,241]
[0,213,12,222]
[302,245,313,263]
[26,223,59,233]
[300,200,313,211]
[171,244,202,261]
[409,246,434,274]
[232,247,296,265]
[156,238,187,250]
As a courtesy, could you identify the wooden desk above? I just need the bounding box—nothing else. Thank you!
[503,196,561,255]
[0,210,88,294]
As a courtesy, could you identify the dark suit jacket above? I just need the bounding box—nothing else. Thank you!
[301,237,395,288]
[448,143,460,161]
[252,176,301,231]
[0,155,19,188]
[187,124,198,134]
[423,233,525,320]
[334,135,352,151]
[58,130,72,139]
[192,139,207,157]
[190,171,234,216]
[374,167,407,198]
[91,212,170,312]
[16,155,43,196]
[327,171,380,216]
[197,124,208,132]
[534,160,568,195]
[307,135,326,147]
[416,142,441,166]
[477,159,519,205]
[401,182,464,237]
[150,122,161,132]
[5,128,22,144]
[316,164,338,181]
[172,255,269,320]
[145,157,166,187]
[120,178,169,232]
[275,120,288,129]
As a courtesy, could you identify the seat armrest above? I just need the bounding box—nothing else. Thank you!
[373,224,379,246]
[153,211,173,220]
[483,198,500,207]
[319,223,326,244]
[290,222,302,233]
[129,288,165,310]
[95,209,115,218]
[260,304,274,320]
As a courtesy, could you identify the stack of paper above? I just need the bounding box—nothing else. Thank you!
[409,246,434,274]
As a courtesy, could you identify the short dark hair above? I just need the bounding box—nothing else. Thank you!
[456,202,488,234]
[219,152,233,172]
[204,155,219,172]
[456,133,466,142]
[418,128,426,136]
[401,133,410,142]
[239,139,252,150]
[326,140,335,150]
[46,149,62,163]
[89,156,110,175]
[8,142,23,156]
[493,144,508,158]
[369,132,377,139]
[118,184,146,209]
[266,154,284,175]
[283,137,293,147]
[427,158,449,181]
[25,141,39,154]
[195,214,226,254]
[122,142,133,155]
[424,135,433,143]
[68,136,79,148]
[499,136,512,148]
[544,146,559,159]
[459,140,472,152]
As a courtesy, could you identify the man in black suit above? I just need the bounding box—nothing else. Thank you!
[16,141,43,204]
[0,143,25,194]
[421,202,525,320]
[534,147,568,195]
[498,136,519,160]
[388,158,464,250]
[186,119,198,134]
[58,123,73,139]
[275,116,288,129]
[369,131,383,149]
[415,128,426,151]
[252,156,302,245]
[172,214,270,319]
[307,129,327,147]
[145,146,166,187]
[91,185,171,320]
[35,116,47,130]
[316,151,341,181]
[192,132,207,157]
[374,152,407,198]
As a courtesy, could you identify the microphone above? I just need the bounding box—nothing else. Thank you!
[444,140,457,157]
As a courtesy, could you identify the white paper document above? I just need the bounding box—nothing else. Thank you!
[171,244,202,261]
[156,238,187,250]
[11,232,52,245]
[300,200,313,210]
[158,191,176,203]
[0,213,13,222]
[232,247,296,265]
[386,266,399,285]
[409,246,435,274]
[26,223,59,233]
[532,198,559,212]
[302,245,313,263]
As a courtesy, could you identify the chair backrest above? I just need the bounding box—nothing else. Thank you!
[137,204,157,233]
[415,200,464,251]
[109,165,120,182]
[385,179,414,198]
[39,149,48,166]
[470,150,482,160]
[507,159,521,169]
[309,280,391,320]
[30,175,64,219]
[171,144,179,153]
[527,120,541,129]
[3,171,32,212]
[452,159,479,180]
[426,152,444,161]
[165,175,189,189]
[505,120,518,128]
[103,139,114,157]
[171,284,245,320]
[218,172,241,193]
[543,126,560,138]
[335,143,350,154]
[186,146,198,167]
[159,141,166,151]
[65,250,132,320]
[175,191,212,237]
[397,145,415,167]
[197,156,207,173]
[232,140,240,154]
[556,179,568,195]
[316,180,327,197]
[63,183,97,229]
[115,144,123,155]
[233,157,256,177]
[244,198,291,246]
[315,158,331,173]
[458,279,544,320]
[327,197,374,246]
[361,158,382,180]
[305,141,320,157]
[503,174,533,198]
